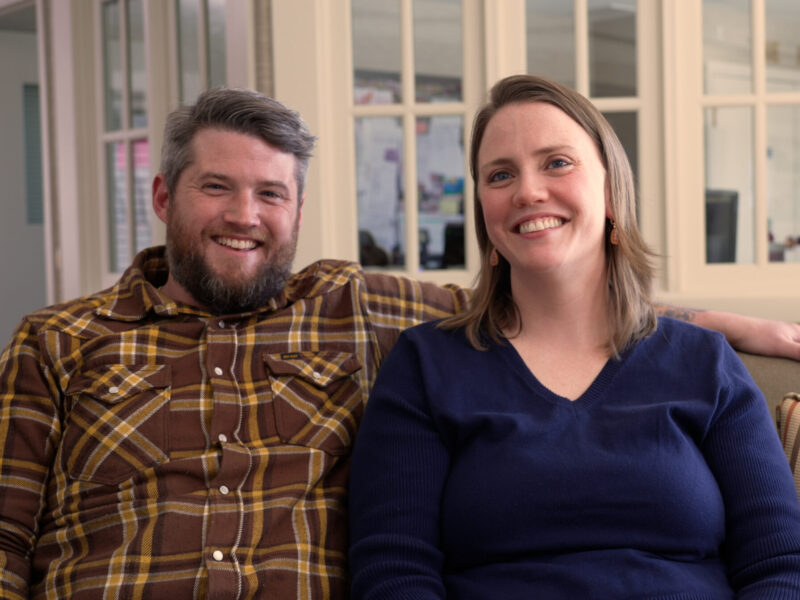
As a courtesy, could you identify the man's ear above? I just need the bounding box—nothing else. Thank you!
[297,194,304,229]
[152,174,170,224]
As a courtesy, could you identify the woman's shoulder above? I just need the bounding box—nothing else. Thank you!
[654,315,729,347]
[638,316,741,377]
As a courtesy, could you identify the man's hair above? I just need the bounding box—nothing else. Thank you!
[160,88,317,199]
[442,74,657,357]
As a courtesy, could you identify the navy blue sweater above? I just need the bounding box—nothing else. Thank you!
[348,318,800,599]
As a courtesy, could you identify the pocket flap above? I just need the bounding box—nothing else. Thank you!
[66,364,171,403]
[263,351,361,388]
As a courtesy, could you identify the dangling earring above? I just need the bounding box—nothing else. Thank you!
[609,220,620,246]
[490,248,499,266]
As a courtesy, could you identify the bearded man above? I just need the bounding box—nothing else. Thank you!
[0,88,797,600]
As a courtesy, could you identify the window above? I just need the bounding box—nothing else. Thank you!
[351,0,481,276]
[668,0,800,304]
[98,0,150,273]
[175,0,227,104]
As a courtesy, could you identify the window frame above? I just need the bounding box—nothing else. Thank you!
[663,0,800,319]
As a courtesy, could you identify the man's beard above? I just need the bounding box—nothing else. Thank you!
[165,219,298,315]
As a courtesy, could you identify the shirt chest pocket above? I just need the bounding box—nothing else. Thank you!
[62,363,171,486]
[265,351,364,456]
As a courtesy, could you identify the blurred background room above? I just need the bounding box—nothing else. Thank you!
[1,0,799,343]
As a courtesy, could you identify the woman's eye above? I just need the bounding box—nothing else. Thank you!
[547,158,570,169]
[488,171,511,183]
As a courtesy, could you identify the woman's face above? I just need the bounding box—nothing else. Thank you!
[476,101,611,282]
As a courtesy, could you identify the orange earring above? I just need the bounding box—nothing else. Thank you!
[490,248,499,266]
[609,220,620,246]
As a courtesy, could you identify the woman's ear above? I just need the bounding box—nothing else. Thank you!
[604,180,614,220]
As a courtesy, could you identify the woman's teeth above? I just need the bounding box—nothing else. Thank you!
[518,217,563,234]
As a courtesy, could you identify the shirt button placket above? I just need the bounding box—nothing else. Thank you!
[205,318,244,596]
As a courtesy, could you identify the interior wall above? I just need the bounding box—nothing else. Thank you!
[0,29,46,346]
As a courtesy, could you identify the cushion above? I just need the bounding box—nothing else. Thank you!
[777,393,800,496]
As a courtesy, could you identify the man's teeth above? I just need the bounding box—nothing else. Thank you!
[519,217,563,234]
[217,237,257,250]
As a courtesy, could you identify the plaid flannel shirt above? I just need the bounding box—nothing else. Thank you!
[0,246,469,600]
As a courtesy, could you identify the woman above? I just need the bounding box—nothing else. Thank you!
[348,75,800,598]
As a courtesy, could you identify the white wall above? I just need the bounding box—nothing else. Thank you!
[0,30,46,345]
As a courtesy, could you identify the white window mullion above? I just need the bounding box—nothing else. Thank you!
[400,0,419,274]
[574,0,589,96]
[752,0,768,266]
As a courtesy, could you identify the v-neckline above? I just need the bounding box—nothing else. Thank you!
[497,338,629,409]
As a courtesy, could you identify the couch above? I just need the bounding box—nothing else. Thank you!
[737,352,800,496]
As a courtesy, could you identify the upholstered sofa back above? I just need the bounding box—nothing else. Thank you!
[737,352,800,497]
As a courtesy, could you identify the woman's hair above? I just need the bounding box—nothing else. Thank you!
[160,87,317,199]
[441,74,656,357]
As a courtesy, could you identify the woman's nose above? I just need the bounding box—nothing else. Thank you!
[512,171,547,207]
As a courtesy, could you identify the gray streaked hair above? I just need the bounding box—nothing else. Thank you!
[160,87,317,199]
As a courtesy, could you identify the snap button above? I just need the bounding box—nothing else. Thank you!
[218,320,225,328]
[218,433,228,443]
[219,485,230,495]
[214,367,223,376]
[312,371,321,380]
[212,550,224,562]
[108,386,119,394]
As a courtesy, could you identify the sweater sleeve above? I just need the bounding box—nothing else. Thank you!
[348,331,448,600]
[701,340,800,598]
[0,319,61,600]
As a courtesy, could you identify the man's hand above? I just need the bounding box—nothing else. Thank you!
[655,304,800,361]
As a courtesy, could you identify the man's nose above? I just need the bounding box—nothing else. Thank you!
[224,192,260,227]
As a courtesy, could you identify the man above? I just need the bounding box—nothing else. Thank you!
[0,88,797,600]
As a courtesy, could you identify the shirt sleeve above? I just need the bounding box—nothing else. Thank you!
[701,340,800,597]
[359,271,470,359]
[348,331,448,600]
[0,318,61,599]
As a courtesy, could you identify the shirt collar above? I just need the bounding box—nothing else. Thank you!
[93,246,342,322]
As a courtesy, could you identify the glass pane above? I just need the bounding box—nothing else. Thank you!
[526,0,575,88]
[207,0,227,88]
[178,0,202,103]
[355,117,405,268]
[765,0,800,92]
[603,111,639,216]
[106,142,129,272]
[352,0,402,105]
[703,0,752,94]
[102,0,122,131]
[767,105,800,263]
[417,115,465,269]
[413,0,462,103]
[127,0,147,128]
[588,0,637,97]
[132,139,151,254]
[704,106,754,264]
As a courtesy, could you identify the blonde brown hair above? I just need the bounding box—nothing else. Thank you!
[441,74,656,357]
